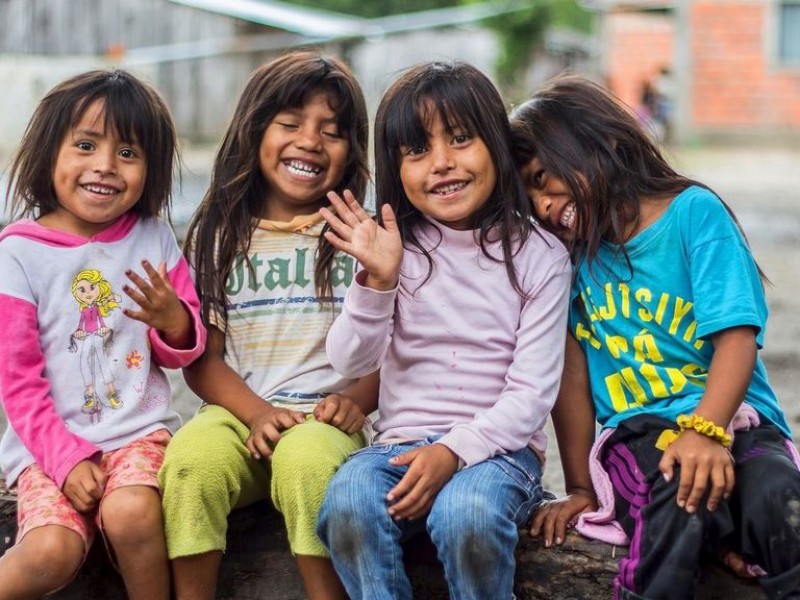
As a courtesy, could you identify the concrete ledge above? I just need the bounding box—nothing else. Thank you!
[0,479,765,599]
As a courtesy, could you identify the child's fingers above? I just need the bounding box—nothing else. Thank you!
[723,460,735,498]
[125,268,156,302]
[386,453,420,502]
[529,503,550,540]
[342,190,371,221]
[326,191,362,228]
[139,259,163,286]
[246,435,270,460]
[380,203,399,234]
[684,464,710,513]
[388,477,429,519]
[122,282,150,308]
[315,398,339,424]
[706,466,728,511]
[676,458,698,511]
[320,206,352,241]
[658,448,676,484]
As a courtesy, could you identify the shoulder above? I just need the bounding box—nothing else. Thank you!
[517,225,571,266]
[671,185,742,241]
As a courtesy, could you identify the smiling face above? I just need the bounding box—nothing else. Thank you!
[521,156,577,243]
[398,110,496,231]
[258,93,349,221]
[44,100,146,237]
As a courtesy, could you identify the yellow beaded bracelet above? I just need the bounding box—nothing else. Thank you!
[676,414,732,448]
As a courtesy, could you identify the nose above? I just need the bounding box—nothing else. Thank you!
[93,148,117,175]
[430,142,454,173]
[531,190,552,220]
[295,126,322,151]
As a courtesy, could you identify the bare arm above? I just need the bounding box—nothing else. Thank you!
[659,325,756,513]
[530,333,597,546]
[182,326,304,459]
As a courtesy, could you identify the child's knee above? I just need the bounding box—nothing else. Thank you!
[11,526,84,587]
[271,422,349,493]
[160,427,246,495]
[102,486,163,544]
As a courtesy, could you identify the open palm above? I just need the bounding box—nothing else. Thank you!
[320,190,403,290]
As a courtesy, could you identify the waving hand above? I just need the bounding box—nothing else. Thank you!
[320,191,403,291]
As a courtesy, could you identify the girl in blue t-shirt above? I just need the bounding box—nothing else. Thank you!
[511,75,800,599]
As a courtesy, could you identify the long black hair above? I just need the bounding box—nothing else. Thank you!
[185,51,370,329]
[7,69,177,222]
[374,60,534,295]
[510,75,764,281]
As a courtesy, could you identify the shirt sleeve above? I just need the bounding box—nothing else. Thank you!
[148,256,207,368]
[436,252,573,466]
[326,269,397,378]
[0,294,101,488]
[683,191,768,346]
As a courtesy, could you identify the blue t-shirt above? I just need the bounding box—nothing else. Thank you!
[570,185,791,437]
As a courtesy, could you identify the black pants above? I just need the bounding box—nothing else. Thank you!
[602,414,800,600]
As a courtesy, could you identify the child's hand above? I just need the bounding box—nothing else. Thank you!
[529,489,597,548]
[245,404,305,460]
[385,444,459,521]
[659,429,735,513]
[123,260,192,347]
[320,191,403,291]
[313,393,366,434]
[63,460,106,513]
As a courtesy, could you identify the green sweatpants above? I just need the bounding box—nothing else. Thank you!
[158,404,364,559]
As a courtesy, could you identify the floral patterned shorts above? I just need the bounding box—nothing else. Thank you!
[15,428,171,552]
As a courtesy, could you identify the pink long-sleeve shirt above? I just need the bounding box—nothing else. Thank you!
[326,220,572,466]
[0,213,206,488]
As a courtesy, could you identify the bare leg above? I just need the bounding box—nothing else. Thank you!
[296,555,348,600]
[101,485,169,600]
[171,551,222,600]
[0,525,84,599]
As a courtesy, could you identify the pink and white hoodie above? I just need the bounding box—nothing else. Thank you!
[0,213,206,488]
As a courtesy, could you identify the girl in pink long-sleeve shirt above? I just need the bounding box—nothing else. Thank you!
[316,61,572,600]
[0,69,206,599]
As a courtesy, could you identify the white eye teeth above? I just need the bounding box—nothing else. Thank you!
[560,203,576,229]
[434,182,466,195]
[84,184,116,195]
[286,160,321,177]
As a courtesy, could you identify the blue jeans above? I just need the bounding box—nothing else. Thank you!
[317,438,544,600]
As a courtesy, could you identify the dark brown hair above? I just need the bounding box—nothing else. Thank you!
[185,51,369,329]
[6,69,177,221]
[374,60,534,294]
[509,75,761,280]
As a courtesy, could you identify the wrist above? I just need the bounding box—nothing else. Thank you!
[566,486,596,499]
[364,273,398,292]
[676,414,732,447]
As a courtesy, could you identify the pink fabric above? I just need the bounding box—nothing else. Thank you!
[575,428,629,545]
[0,212,138,247]
[148,258,207,369]
[327,222,572,466]
[15,428,170,549]
[0,296,102,489]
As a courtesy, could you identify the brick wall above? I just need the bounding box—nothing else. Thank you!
[691,1,800,130]
[605,12,674,113]
[603,1,800,137]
